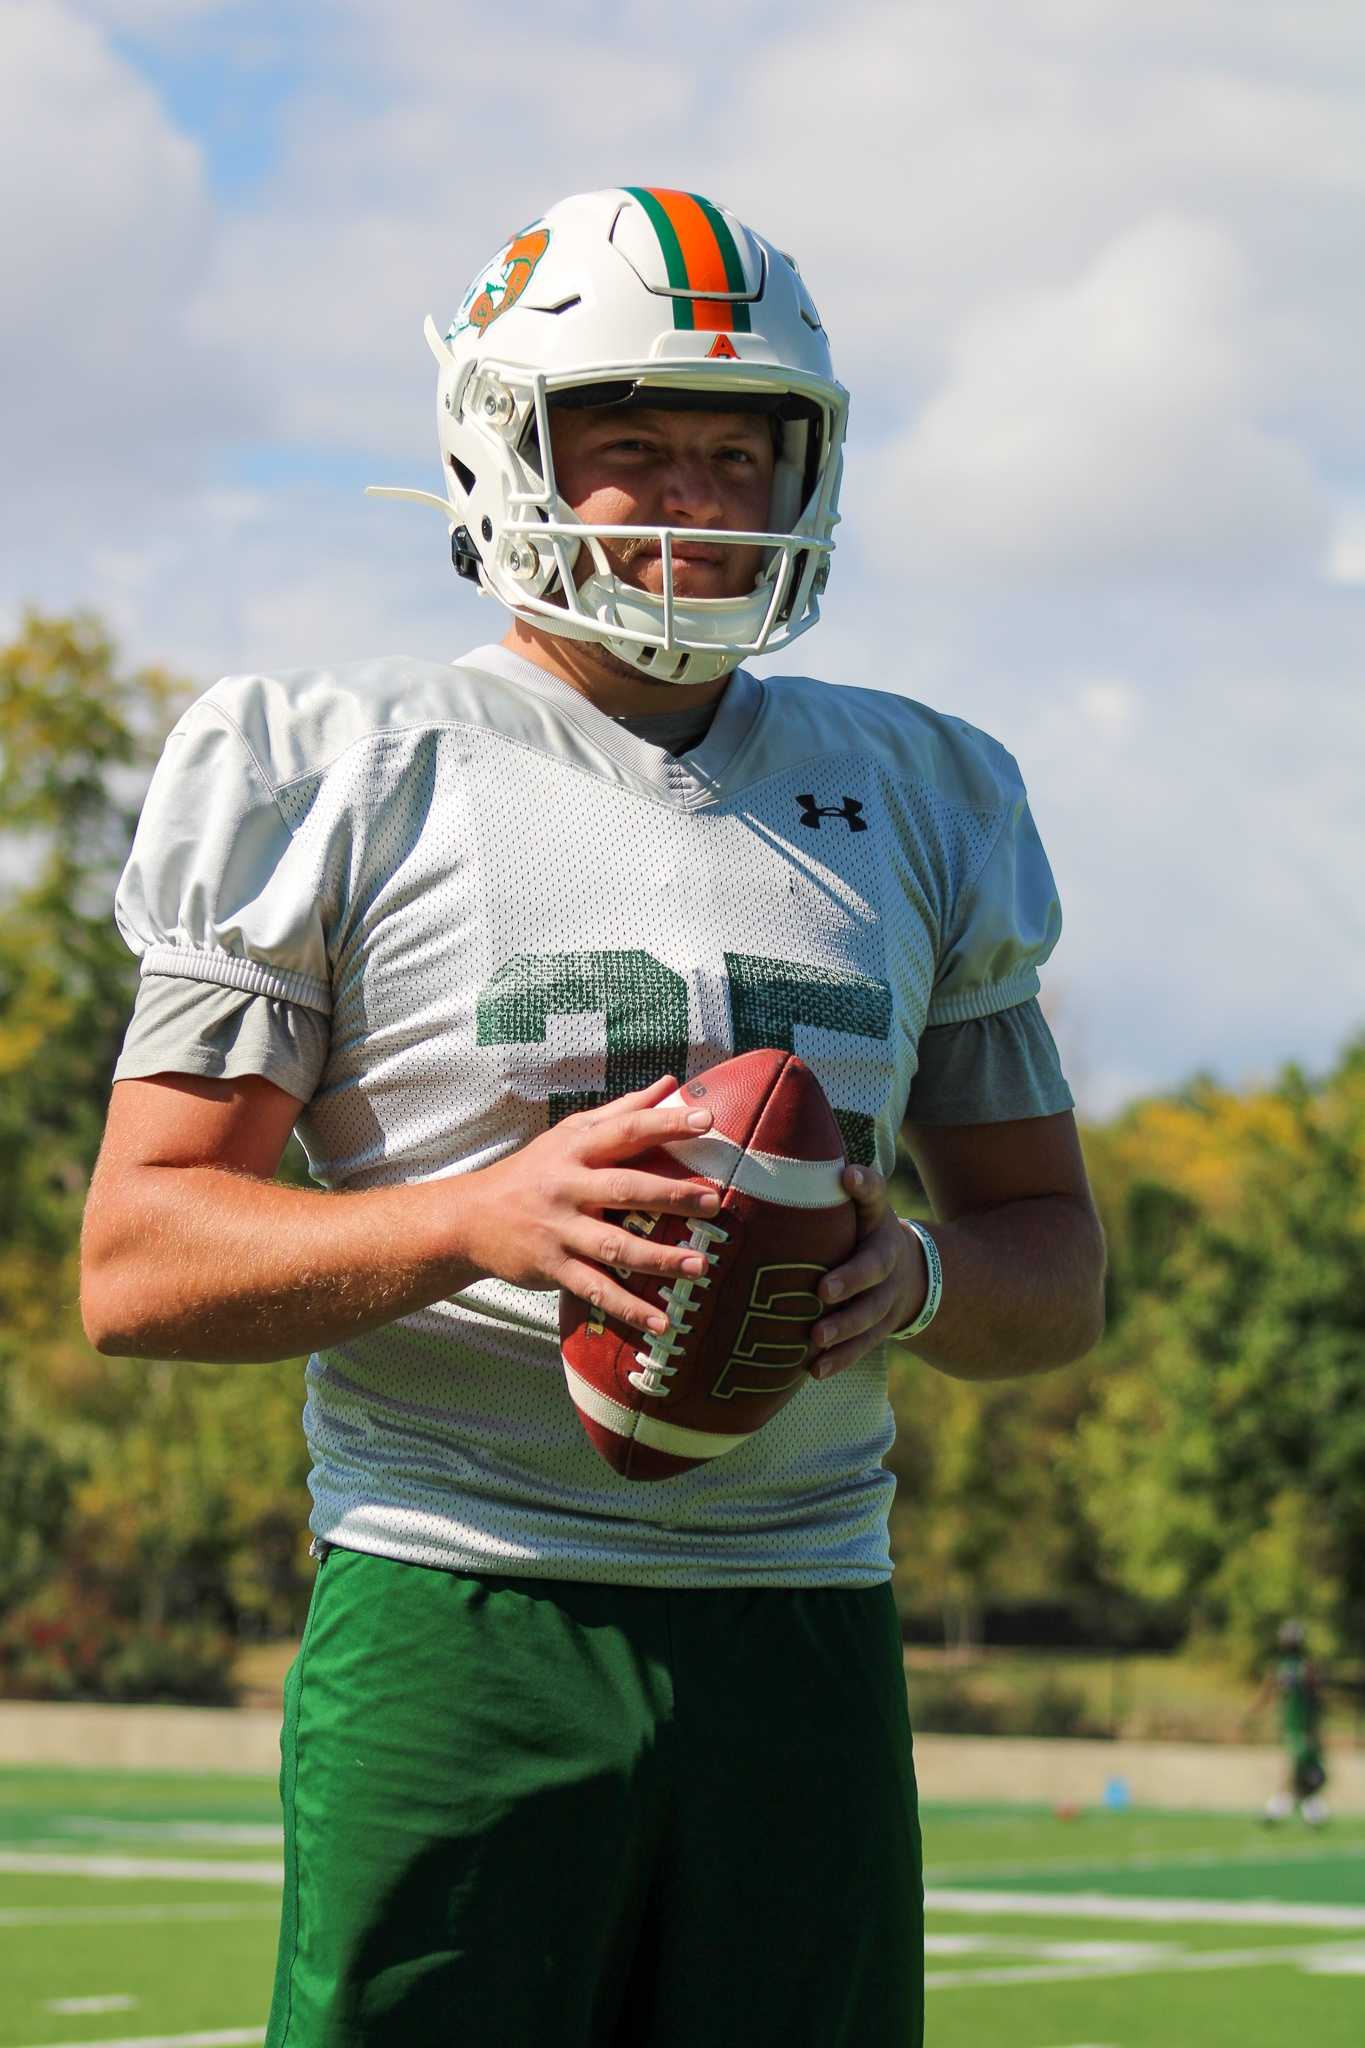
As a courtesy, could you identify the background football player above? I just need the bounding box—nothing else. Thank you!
[82,186,1107,2047]
[1250,1619,1331,1825]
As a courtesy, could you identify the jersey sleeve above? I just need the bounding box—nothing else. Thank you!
[904,1001,1074,1125]
[924,750,1063,1028]
[114,696,333,1019]
[112,973,329,1102]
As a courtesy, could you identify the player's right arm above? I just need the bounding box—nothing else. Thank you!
[80,1073,719,1364]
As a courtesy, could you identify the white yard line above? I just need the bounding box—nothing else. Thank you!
[926,1886,1365,1929]
[926,1936,1173,1962]
[0,1905,278,1928]
[13,2033,263,2048]
[925,1937,1365,1991]
[1301,1950,1365,1975]
[928,1838,1365,1885]
[0,1852,281,1884]
[50,1819,283,1847]
[46,1999,137,2017]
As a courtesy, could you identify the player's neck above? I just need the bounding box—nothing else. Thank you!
[500,619,733,719]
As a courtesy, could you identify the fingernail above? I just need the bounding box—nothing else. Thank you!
[824,1278,844,1301]
[682,1255,706,1275]
[698,1191,720,1212]
[687,1109,711,1129]
[649,1315,668,1334]
[847,1167,864,1189]
[812,1360,831,1380]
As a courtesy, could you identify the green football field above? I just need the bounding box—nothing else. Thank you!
[1,1766,1362,2046]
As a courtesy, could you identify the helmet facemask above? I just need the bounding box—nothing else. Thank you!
[452,363,844,685]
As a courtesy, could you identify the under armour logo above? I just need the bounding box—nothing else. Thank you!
[796,794,867,832]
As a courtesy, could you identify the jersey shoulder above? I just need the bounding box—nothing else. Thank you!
[184,654,549,791]
[751,671,1025,813]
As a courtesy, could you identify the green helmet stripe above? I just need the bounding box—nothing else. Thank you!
[623,186,757,333]
[690,193,748,296]
[624,186,695,327]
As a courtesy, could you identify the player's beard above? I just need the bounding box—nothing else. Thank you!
[583,537,725,688]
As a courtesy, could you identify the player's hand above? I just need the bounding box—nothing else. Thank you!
[455,1076,722,1337]
[809,1166,928,1380]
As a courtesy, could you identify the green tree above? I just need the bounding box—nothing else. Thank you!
[0,613,316,1687]
[1074,1051,1365,1666]
[0,610,182,1325]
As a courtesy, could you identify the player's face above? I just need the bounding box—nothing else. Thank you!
[548,404,776,601]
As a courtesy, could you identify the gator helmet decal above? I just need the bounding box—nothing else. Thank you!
[450,225,551,338]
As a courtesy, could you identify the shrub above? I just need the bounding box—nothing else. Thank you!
[0,1579,236,1704]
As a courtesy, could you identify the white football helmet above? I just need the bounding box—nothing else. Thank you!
[372,187,848,684]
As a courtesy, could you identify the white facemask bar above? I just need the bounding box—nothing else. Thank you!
[507,519,827,655]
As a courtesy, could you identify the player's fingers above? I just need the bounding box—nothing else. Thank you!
[574,1222,715,1283]
[809,1276,900,1371]
[557,1260,671,1337]
[577,1093,714,1161]
[614,1074,680,1108]
[818,1229,898,1306]
[567,1076,678,1142]
[842,1163,890,1223]
[583,1169,721,1219]
[808,1325,894,1380]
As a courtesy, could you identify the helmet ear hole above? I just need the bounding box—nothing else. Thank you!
[449,454,476,497]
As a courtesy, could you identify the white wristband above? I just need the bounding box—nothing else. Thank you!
[890,1218,943,1339]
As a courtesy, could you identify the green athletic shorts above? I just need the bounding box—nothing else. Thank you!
[265,1547,923,2047]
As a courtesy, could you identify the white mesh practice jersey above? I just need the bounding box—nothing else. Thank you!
[114,644,1065,1585]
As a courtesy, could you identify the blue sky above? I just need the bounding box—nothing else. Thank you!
[4,0,1364,1112]
[103,21,300,199]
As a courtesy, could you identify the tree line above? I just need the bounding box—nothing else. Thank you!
[1,612,1361,1701]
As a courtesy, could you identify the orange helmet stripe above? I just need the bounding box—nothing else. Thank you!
[624,187,753,333]
[643,188,733,297]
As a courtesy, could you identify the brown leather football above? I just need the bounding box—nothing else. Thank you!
[559,1048,857,1480]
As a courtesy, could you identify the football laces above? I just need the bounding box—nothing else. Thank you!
[628,1217,729,1398]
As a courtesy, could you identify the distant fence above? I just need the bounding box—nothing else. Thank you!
[2,1703,1361,1814]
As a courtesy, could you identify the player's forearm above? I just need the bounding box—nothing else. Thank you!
[80,1167,487,1364]
[907,1195,1106,1380]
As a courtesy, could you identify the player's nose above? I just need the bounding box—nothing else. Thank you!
[660,456,726,527]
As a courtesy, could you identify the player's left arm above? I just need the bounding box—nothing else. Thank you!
[810,1111,1106,1382]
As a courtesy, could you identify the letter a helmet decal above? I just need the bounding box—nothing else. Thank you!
[707,333,740,359]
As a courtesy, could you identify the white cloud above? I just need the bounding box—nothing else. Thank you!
[0,0,254,479]
[4,0,1365,1110]
[1323,506,1365,587]
[1077,679,1138,739]
[72,1,235,28]
[873,214,1326,581]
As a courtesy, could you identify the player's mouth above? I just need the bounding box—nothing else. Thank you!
[613,537,748,597]
[618,539,727,569]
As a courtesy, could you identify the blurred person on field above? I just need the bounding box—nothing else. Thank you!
[1249,1620,1329,1825]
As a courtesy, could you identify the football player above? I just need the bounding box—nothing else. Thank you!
[82,187,1106,2047]
[1252,1620,1331,1825]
